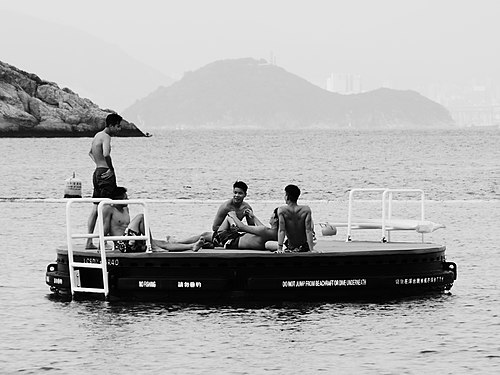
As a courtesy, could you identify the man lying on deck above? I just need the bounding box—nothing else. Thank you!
[102,186,204,252]
[170,208,278,250]
[217,208,278,250]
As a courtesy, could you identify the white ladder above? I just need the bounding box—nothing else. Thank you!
[66,198,152,298]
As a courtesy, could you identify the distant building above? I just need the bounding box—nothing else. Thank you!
[448,105,500,127]
[425,81,500,127]
[326,73,362,94]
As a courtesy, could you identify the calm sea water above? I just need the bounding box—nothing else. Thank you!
[1,129,499,374]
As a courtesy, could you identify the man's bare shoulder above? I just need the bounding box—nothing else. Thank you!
[280,205,311,218]
[103,204,116,213]
[298,204,312,213]
[241,201,253,209]
[92,131,106,145]
[219,199,234,209]
[277,205,288,214]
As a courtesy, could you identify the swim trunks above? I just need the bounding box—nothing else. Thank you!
[212,231,222,247]
[92,167,117,200]
[282,240,310,253]
[215,227,242,249]
[114,228,146,253]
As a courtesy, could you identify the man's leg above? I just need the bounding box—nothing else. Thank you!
[153,238,204,252]
[128,213,145,233]
[126,214,204,252]
[217,216,233,232]
[171,231,212,243]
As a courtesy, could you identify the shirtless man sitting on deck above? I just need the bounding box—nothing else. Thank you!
[276,184,315,253]
[102,187,204,252]
[169,181,257,248]
[211,180,256,246]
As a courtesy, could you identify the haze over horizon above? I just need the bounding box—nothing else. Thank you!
[1,0,498,111]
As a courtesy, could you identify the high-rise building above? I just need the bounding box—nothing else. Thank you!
[326,73,362,94]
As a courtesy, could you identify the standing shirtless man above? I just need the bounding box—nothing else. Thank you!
[276,184,315,253]
[86,113,122,249]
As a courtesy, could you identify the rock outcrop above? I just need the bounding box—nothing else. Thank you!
[0,60,146,137]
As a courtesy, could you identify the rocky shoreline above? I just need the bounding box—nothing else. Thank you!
[0,60,145,137]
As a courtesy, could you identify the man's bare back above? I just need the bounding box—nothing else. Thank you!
[277,184,314,252]
[89,131,112,169]
[278,205,312,248]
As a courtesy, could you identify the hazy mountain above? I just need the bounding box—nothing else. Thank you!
[0,10,174,112]
[123,58,455,129]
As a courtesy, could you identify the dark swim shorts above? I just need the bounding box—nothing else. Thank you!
[114,228,147,253]
[92,167,117,199]
[283,240,310,253]
[215,227,242,249]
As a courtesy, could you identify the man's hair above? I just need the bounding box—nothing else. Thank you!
[106,113,123,127]
[273,207,279,219]
[111,186,127,199]
[233,180,248,193]
[285,184,301,202]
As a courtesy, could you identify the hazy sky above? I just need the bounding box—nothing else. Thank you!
[1,0,498,91]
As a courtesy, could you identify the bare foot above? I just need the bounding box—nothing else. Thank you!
[192,237,204,252]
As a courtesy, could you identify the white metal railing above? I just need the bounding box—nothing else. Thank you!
[346,188,426,242]
[66,198,151,298]
[381,189,425,243]
[347,188,387,241]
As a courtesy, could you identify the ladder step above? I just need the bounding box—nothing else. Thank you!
[71,234,148,241]
[71,262,106,269]
[73,286,107,294]
[72,233,99,239]
[105,235,148,241]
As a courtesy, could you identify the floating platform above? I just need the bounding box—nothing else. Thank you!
[45,188,457,302]
[46,240,457,301]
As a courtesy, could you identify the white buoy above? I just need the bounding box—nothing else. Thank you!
[64,172,82,198]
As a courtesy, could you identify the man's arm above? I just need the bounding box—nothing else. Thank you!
[243,207,261,226]
[212,203,229,232]
[244,204,256,226]
[101,206,113,237]
[277,208,286,253]
[227,211,266,236]
[304,208,314,251]
[102,136,115,172]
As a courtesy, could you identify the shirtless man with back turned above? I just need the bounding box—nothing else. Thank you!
[276,184,315,253]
